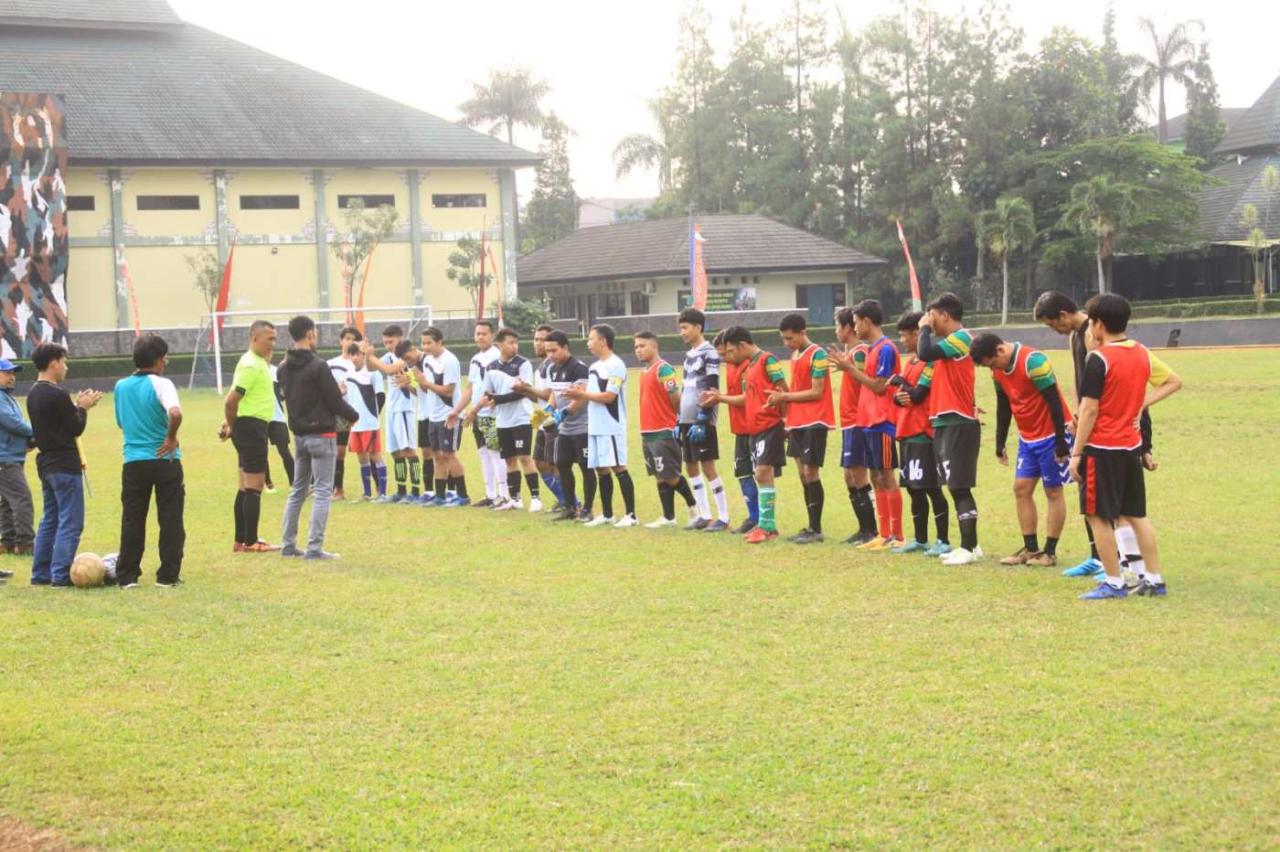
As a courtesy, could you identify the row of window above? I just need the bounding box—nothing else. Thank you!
[63,193,487,213]
[680,275,762,286]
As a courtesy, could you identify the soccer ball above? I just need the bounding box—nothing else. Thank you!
[70,552,106,588]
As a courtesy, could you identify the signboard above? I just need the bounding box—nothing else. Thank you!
[677,288,757,312]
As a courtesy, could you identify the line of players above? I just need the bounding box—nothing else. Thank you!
[311,289,1178,600]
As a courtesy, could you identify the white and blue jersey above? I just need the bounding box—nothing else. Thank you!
[269,364,286,424]
[382,352,416,416]
[481,355,534,429]
[468,346,500,420]
[345,367,381,433]
[422,349,461,423]
[113,371,181,463]
[587,354,628,437]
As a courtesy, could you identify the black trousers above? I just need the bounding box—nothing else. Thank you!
[117,459,186,585]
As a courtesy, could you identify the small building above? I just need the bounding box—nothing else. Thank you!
[517,213,887,327]
[0,0,537,349]
[577,198,656,228]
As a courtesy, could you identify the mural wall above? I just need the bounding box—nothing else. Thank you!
[0,93,69,356]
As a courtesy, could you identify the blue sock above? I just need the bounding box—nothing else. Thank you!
[375,462,388,495]
[542,473,565,503]
[740,476,759,523]
[360,464,372,497]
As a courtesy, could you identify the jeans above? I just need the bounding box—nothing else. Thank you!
[0,461,34,547]
[281,434,336,555]
[31,471,84,585]
[117,459,186,586]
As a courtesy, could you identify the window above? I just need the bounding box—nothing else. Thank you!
[240,194,300,210]
[337,194,395,209]
[65,196,95,211]
[630,291,650,316]
[431,193,486,208]
[137,195,199,211]
[600,292,627,317]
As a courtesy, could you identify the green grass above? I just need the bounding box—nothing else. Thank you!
[2,348,1278,848]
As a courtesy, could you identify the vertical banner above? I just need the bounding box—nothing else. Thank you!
[486,241,504,327]
[477,228,487,322]
[690,223,708,311]
[211,239,235,343]
[896,219,923,312]
[114,244,142,336]
[0,93,70,356]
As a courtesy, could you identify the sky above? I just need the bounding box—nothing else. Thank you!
[171,0,1279,201]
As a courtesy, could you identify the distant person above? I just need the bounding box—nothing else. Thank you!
[27,343,102,586]
[327,325,363,501]
[0,357,34,577]
[564,324,638,527]
[113,334,185,588]
[633,331,698,528]
[676,308,729,531]
[278,315,359,560]
[264,354,295,493]
[218,320,280,552]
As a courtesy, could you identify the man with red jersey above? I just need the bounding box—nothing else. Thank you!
[830,307,878,545]
[888,311,950,555]
[844,300,903,550]
[634,331,699,528]
[916,292,982,565]
[703,326,788,543]
[1070,294,1182,599]
[970,332,1072,567]
[712,332,761,534]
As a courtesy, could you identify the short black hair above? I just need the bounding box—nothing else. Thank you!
[634,330,658,342]
[835,307,855,329]
[338,325,362,341]
[897,311,924,332]
[544,330,570,349]
[475,319,495,332]
[132,334,169,369]
[711,331,726,347]
[969,332,1004,363]
[1085,293,1131,334]
[249,319,275,337]
[853,299,884,326]
[394,339,415,358]
[345,342,361,357]
[534,323,555,334]
[382,324,404,338]
[778,313,807,333]
[32,342,67,372]
[678,308,706,331]
[722,325,753,346]
[495,327,519,343]
[1034,291,1079,321]
[288,314,315,342]
[590,323,616,349]
[420,326,443,343]
[926,292,964,321]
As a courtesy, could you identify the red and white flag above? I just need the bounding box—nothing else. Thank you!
[690,224,708,311]
[896,219,922,312]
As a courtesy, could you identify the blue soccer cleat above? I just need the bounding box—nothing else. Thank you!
[1134,581,1167,597]
[423,496,448,508]
[443,495,470,508]
[1063,557,1104,578]
[1080,581,1128,600]
[923,541,953,557]
[891,540,928,554]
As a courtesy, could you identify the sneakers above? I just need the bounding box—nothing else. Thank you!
[304,551,340,560]
[845,531,876,547]
[373,494,396,504]
[528,498,543,513]
[685,517,711,531]
[583,515,614,527]
[732,519,757,535]
[941,546,984,565]
[1026,551,1058,568]
[645,517,678,529]
[703,519,730,533]
[241,541,281,553]
[280,548,304,558]
[613,514,639,528]
[890,540,928,554]
[923,541,953,557]
[423,496,448,508]
[493,498,520,512]
[553,508,581,522]
[855,536,887,551]
[472,497,495,508]
[1000,547,1035,565]
[744,527,779,544]
[1133,580,1168,597]
[443,496,470,508]
[1080,580,1128,600]
[1063,556,1104,578]
[0,568,13,579]
[155,579,184,588]
[789,528,824,544]
[860,537,900,552]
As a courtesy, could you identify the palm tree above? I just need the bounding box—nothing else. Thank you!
[1058,175,1138,294]
[979,196,1036,325]
[612,133,671,194]
[458,68,550,146]
[1132,17,1201,144]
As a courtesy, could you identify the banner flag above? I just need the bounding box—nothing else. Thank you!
[896,219,923,312]
[690,223,708,311]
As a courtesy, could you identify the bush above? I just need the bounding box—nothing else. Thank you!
[499,298,555,334]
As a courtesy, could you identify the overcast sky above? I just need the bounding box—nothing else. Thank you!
[172,0,1278,201]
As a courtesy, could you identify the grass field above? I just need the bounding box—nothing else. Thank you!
[2,347,1278,848]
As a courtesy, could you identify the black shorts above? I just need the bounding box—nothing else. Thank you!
[749,424,787,471]
[336,430,349,448]
[934,420,980,489]
[642,434,682,479]
[786,425,828,467]
[677,422,720,462]
[556,432,589,468]
[232,417,270,475]
[1079,449,1146,520]
[899,438,939,490]
[498,424,533,459]
[534,426,558,465]
[428,419,462,453]
[267,421,290,447]
[417,419,432,450]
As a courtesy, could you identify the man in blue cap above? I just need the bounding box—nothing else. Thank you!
[0,356,34,579]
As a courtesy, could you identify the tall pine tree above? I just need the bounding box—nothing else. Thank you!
[523,113,578,252]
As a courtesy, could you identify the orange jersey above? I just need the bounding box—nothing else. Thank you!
[725,358,749,435]
[639,359,679,433]
[895,356,934,439]
[1084,340,1152,451]
[838,342,869,427]
[787,343,835,429]
[742,350,786,434]
[854,335,900,430]
[928,328,977,422]
[991,343,1070,442]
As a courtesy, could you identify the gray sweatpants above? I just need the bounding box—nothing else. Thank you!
[281,434,337,556]
[0,462,34,547]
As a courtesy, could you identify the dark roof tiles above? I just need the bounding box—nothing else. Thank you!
[1215,74,1280,155]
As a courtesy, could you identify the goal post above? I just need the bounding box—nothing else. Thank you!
[191,304,433,393]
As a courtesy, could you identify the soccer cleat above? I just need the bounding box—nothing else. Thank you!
[528,498,543,513]
[890,540,928,555]
[941,546,984,566]
[444,496,470,508]
[120,582,139,589]
[423,496,448,508]
[732,520,757,535]
[155,579,185,588]
[923,540,953,557]
[614,514,639,528]
[845,531,877,547]
[645,517,678,529]
[1000,547,1034,566]
[373,494,395,504]
[472,498,494,508]
[0,568,13,579]
[304,551,340,561]
[855,536,887,551]
[1026,551,1058,568]
[583,515,614,527]
[685,517,711,531]
[789,528,824,545]
[744,527,779,544]
[1133,580,1167,597]
[245,541,282,553]
[494,498,520,512]
[703,520,730,532]
[1062,556,1104,578]
[1080,581,1129,600]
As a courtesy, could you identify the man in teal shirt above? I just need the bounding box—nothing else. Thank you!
[113,334,184,588]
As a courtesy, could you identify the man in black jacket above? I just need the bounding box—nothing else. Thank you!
[278,315,359,560]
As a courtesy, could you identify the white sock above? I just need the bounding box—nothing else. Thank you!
[689,475,711,519]
[480,448,500,500]
[709,476,730,522]
[1107,574,1126,589]
[1144,572,1163,585]
[489,453,510,499]
[1115,525,1144,578]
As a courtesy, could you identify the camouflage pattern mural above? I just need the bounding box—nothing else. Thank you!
[0,93,69,356]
